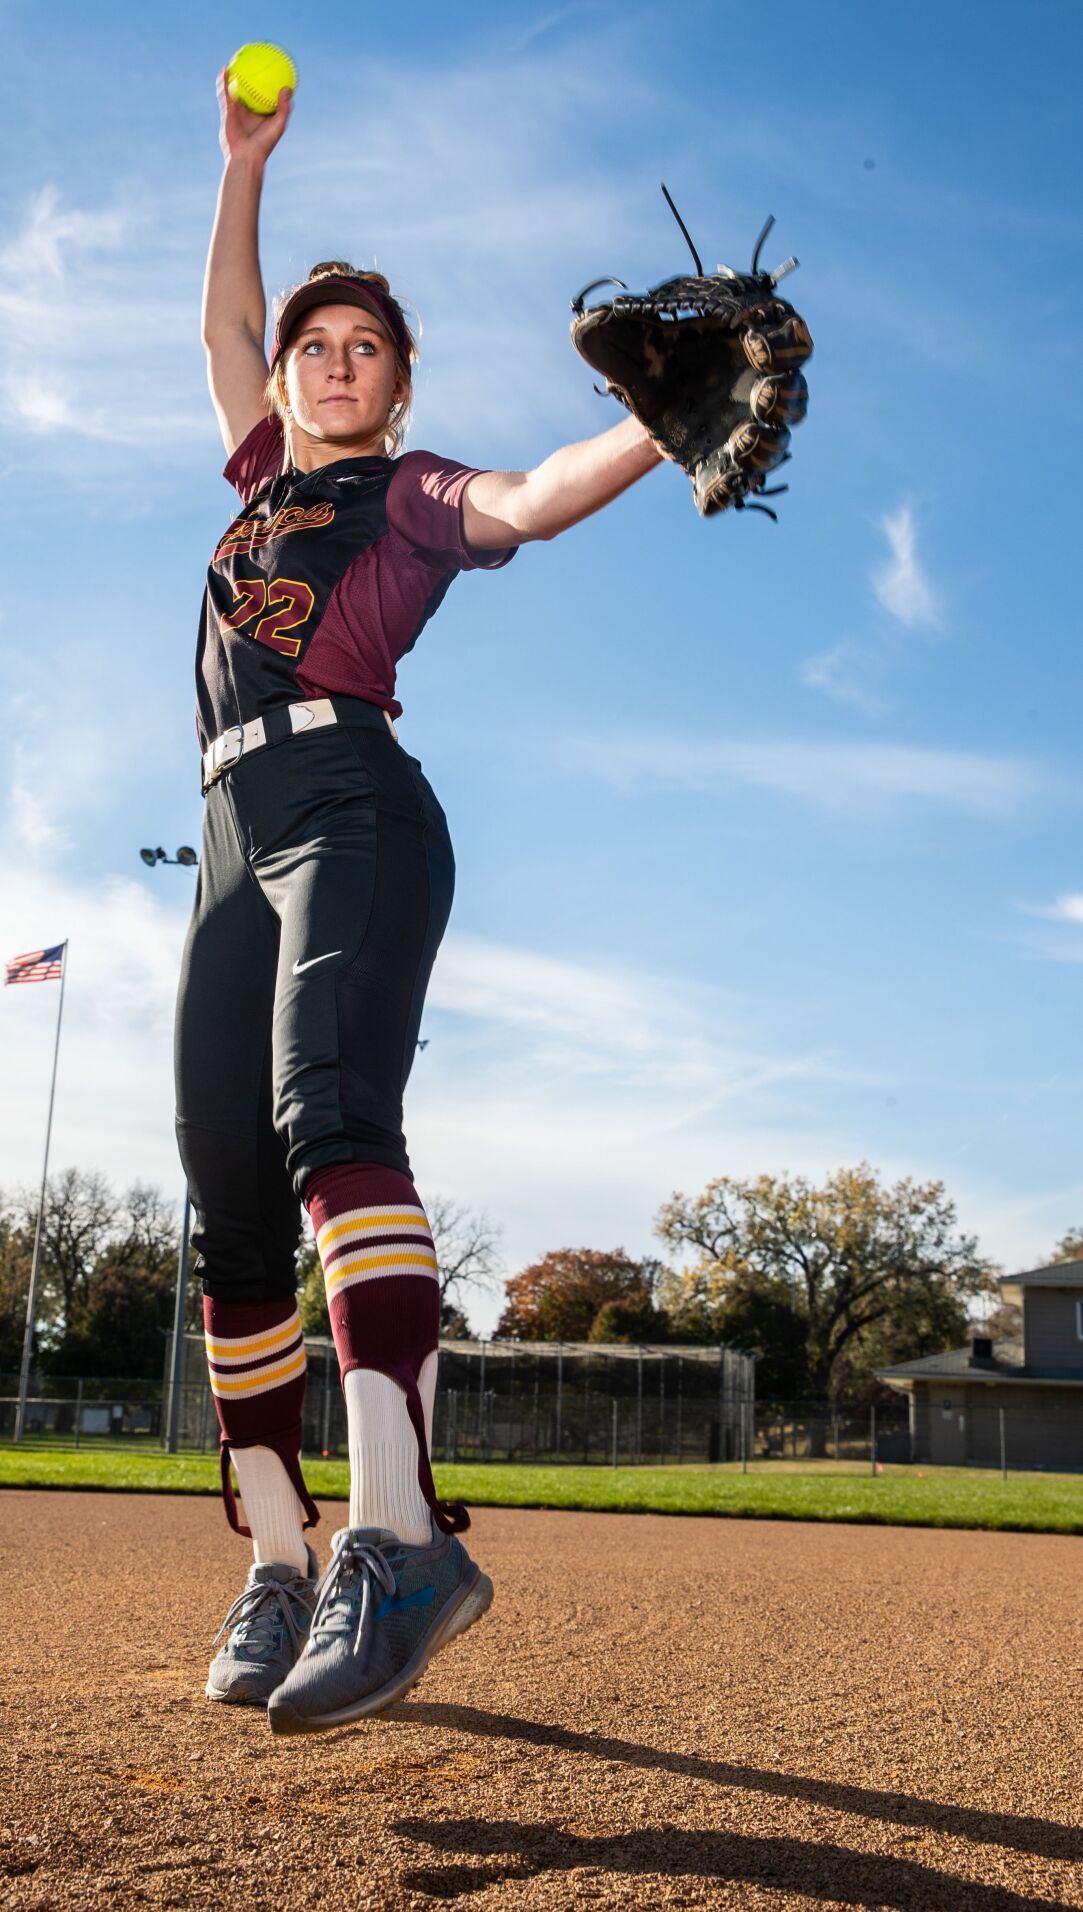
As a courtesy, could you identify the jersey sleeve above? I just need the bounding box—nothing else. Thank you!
[222,417,286,504]
[386,450,517,572]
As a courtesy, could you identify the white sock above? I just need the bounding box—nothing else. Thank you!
[345,1352,438,1546]
[231,1445,310,1575]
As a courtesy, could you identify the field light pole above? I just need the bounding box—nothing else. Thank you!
[139,845,198,1455]
[164,1197,192,1454]
[14,944,68,1443]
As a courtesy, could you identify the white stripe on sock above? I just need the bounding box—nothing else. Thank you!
[230,1444,310,1575]
[345,1354,438,1547]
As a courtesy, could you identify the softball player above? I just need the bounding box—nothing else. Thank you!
[183,71,662,1735]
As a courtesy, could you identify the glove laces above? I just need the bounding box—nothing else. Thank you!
[310,1533,398,1658]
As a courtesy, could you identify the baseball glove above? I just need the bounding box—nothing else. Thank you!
[570,192,813,519]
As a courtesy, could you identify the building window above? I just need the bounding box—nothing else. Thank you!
[1077,1298,1083,1341]
[941,1399,953,1419]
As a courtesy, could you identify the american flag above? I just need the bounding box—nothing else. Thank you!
[5,943,66,986]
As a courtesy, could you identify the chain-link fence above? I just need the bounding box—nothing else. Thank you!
[163,1335,756,1466]
[431,1341,757,1465]
[9,1350,1081,1473]
[754,1403,911,1464]
[0,1374,165,1445]
[0,1340,757,1465]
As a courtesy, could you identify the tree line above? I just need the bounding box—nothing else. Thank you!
[0,1170,184,1380]
[4,1161,1077,1401]
[497,1165,1006,1402]
[0,1171,500,1380]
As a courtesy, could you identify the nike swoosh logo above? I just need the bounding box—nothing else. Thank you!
[373,1584,437,1622]
[292,950,343,976]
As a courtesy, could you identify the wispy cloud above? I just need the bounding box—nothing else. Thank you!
[802,502,942,714]
[502,4,607,56]
[1013,892,1083,963]
[871,502,941,629]
[0,183,208,452]
[2,697,145,858]
[0,185,127,281]
[426,932,833,1109]
[800,639,891,717]
[1026,894,1083,926]
[572,733,1044,819]
[9,774,71,856]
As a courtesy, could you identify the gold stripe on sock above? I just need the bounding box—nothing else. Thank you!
[208,1348,307,1397]
[316,1209,431,1252]
[324,1249,438,1294]
[204,1313,302,1361]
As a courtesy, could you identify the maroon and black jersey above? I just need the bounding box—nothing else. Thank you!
[195,419,515,752]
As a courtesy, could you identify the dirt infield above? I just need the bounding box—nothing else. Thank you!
[1,1492,1082,1910]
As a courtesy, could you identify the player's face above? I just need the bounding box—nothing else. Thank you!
[282,303,407,461]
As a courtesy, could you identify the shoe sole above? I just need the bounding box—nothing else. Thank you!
[205,1680,272,1706]
[267,1567,494,1737]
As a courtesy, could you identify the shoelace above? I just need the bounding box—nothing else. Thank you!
[310,1535,399,1658]
[212,1573,312,1659]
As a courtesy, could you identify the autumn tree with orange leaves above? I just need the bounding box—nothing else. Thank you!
[496,1248,667,1343]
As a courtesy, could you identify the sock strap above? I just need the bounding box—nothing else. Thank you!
[341,1357,469,1535]
[219,1433,321,1537]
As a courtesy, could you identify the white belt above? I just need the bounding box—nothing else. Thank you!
[202,699,398,789]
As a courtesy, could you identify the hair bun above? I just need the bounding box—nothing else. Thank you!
[307,260,392,296]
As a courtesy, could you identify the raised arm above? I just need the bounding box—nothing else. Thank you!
[462,416,664,550]
[202,70,292,457]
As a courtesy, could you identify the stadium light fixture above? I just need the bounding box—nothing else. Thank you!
[139,846,199,868]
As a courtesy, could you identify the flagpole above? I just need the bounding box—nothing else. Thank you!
[14,942,68,1444]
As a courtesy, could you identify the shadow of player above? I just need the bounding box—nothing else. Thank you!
[392,1815,1077,1910]
[378,1700,1081,1890]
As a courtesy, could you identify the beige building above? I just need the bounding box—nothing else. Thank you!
[878,1259,1083,1470]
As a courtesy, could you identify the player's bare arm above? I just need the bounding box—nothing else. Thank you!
[462,416,664,550]
[202,71,292,457]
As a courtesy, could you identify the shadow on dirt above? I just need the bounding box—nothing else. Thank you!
[390,1700,1081,1865]
[392,1815,1076,1911]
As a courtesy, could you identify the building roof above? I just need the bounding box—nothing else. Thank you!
[999,1257,1083,1300]
[877,1343,1022,1381]
[877,1341,1083,1388]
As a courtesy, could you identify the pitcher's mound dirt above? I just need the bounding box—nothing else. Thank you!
[0,1491,1081,1909]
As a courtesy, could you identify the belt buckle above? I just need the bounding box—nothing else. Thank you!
[211,725,244,777]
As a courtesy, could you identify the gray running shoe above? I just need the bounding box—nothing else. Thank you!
[267,1523,493,1736]
[205,1545,319,1707]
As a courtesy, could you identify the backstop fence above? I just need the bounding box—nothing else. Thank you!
[39,1352,1083,1471]
[1,1338,757,1466]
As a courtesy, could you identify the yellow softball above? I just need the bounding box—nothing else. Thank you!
[226,43,296,115]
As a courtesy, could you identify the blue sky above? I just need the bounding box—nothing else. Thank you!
[2,0,1081,1328]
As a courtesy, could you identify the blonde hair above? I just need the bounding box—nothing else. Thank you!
[265,260,419,457]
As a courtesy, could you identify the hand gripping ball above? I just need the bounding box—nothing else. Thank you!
[227,43,296,115]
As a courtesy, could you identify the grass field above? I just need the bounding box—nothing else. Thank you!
[2,1444,1082,1532]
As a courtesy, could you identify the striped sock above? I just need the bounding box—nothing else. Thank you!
[202,1296,320,1541]
[304,1163,468,1538]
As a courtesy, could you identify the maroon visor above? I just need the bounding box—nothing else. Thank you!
[270,275,412,369]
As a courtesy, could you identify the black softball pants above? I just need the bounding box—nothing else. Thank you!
[174,700,455,1304]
